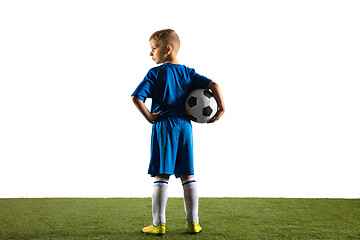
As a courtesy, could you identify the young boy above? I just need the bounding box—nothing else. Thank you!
[131,29,225,236]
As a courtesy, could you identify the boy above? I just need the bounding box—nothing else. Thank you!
[131,29,225,236]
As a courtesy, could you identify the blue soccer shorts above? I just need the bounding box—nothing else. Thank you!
[148,117,194,178]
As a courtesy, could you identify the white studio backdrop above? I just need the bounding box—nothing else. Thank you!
[1,0,359,198]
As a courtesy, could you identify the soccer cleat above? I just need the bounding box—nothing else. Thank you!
[141,224,165,236]
[187,222,202,234]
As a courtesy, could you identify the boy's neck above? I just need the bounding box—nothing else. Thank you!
[164,56,179,65]
[164,61,180,65]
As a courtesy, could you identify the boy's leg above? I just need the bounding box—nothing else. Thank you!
[181,174,201,234]
[142,174,170,235]
[152,174,170,226]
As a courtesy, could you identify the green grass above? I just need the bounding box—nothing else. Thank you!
[0,198,359,240]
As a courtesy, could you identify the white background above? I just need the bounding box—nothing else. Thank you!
[1,0,359,198]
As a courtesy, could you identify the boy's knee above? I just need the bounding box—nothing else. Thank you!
[180,175,194,181]
[154,174,194,180]
[155,174,171,180]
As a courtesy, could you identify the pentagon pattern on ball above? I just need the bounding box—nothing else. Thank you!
[185,88,218,123]
[188,115,197,122]
[203,89,214,98]
[202,106,213,116]
[187,96,197,108]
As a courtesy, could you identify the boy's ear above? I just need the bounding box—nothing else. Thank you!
[167,45,173,54]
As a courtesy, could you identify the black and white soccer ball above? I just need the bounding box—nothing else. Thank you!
[185,89,218,123]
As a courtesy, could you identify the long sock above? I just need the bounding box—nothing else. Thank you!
[182,178,199,225]
[152,178,169,226]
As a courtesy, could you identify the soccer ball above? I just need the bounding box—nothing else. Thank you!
[185,89,218,123]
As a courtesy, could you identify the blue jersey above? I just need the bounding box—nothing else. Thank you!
[132,63,212,119]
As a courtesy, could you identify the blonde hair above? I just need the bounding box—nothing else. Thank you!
[150,29,180,52]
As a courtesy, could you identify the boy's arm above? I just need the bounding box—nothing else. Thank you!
[208,81,225,123]
[131,96,162,124]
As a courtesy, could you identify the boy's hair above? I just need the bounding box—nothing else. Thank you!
[150,29,180,53]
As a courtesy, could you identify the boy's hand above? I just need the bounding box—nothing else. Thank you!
[207,108,224,123]
[147,110,163,124]
[132,96,162,124]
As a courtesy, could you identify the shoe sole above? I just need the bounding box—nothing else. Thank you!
[188,230,202,235]
[141,231,165,236]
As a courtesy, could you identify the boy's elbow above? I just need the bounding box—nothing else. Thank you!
[131,96,138,104]
[209,81,219,90]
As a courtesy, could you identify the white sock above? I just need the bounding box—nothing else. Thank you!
[182,178,199,225]
[152,178,169,226]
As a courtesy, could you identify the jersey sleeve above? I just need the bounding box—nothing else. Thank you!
[188,68,212,90]
[131,69,155,102]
